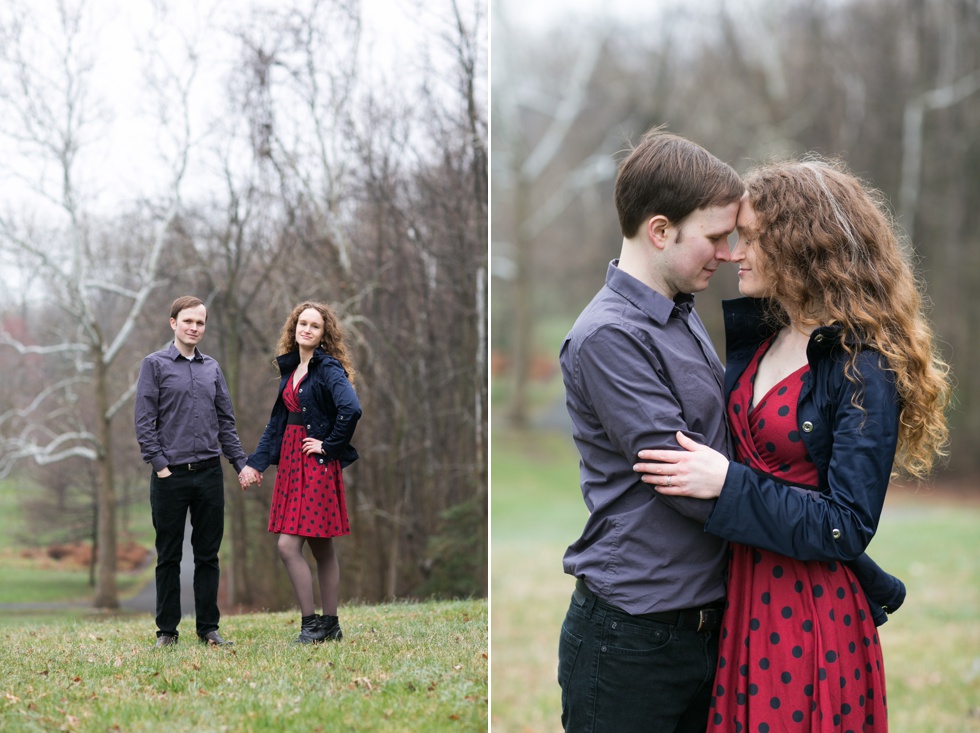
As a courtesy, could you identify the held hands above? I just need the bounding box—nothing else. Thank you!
[634,431,730,499]
[238,466,262,490]
[301,437,325,457]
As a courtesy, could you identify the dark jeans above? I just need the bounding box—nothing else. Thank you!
[558,583,718,733]
[150,465,224,638]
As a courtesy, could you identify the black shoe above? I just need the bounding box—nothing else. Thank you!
[317,614,343,641]
[295,614,328,645]
[154,633,178,648]
[199,630,234,646]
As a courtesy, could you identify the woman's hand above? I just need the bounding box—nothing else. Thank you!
[238,466,262,490]
[634,431,730,499]
[302,437,325,456]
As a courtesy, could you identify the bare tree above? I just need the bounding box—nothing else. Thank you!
[0,0,195,607]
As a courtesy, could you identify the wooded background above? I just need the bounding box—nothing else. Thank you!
[492,0,980,479]
[0,0,487,610]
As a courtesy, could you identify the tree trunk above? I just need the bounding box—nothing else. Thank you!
[222,304,252,607]
[93,357,118,609]
[508,174,532,428]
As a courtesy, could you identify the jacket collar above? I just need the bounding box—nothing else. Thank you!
[275,347,327,373]
[723,297,863,357]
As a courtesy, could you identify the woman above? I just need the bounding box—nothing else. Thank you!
[240,302,361,644]
[635,158,951,731]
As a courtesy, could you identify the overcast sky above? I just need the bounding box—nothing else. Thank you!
[0,0,463,212]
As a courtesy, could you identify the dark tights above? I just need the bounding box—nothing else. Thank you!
[277,533,340,617]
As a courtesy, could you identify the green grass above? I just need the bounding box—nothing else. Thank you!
[0,566,149,605]
[0,599,487,732]
[490,425,980,733]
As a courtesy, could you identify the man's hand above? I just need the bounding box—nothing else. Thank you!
[156,467,172,479]
[238,466,262,490]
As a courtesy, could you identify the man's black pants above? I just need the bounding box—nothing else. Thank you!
[149,462,224,639]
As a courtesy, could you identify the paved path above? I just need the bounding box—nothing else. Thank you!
[121,516,195,615]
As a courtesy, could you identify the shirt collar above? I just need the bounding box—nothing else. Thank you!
[167,341,202,362]
[606,259,695,325]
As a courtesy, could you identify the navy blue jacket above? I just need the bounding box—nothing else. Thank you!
[707,297,905,625]
[246,348,361,472]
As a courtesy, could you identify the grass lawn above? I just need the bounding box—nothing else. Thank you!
[0,599,488,732]
[490,425,980,733]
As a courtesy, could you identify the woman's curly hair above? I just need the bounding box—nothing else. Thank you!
[744,157,951,478]
[274,301,356,385]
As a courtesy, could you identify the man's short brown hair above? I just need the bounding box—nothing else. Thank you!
[614,129,744,238]
[170,296,206,321]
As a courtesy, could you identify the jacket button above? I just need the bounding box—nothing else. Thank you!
[832,528,842,539]
[802,421,814,432]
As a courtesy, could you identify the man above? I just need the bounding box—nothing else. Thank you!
[558,129,744,732]
[135,295,248,648]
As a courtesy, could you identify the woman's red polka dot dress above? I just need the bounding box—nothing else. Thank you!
[267,373,349,538]
[707,339,888,733]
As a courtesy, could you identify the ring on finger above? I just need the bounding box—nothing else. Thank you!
[666,475,672,487]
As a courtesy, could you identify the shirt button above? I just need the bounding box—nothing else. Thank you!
[832,528,842,539]
[802,421,814,432]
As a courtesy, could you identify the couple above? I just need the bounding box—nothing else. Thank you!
[134,297,360,648]
[558,130,951,732]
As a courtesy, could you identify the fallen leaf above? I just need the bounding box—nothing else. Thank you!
[5,692,21,704]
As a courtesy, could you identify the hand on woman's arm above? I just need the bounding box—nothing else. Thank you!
[634,431,731,499]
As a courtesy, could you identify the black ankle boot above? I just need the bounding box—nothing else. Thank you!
[317,614,343,641]
[295,614,328,644]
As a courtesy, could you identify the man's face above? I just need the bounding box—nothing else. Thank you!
[663,201,739,296]
[170,304,207,350]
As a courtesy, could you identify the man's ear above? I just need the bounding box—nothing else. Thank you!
[646,215,671,250]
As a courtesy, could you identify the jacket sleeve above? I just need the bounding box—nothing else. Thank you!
[246,391,285,473]
[706,349,899,562]
[320,363,361,458]
[847,552,906,626]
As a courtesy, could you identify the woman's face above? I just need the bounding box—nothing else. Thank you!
[731,199,771,298]
[295,308,325,349]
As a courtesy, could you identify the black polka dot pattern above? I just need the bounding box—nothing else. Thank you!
[706,338,888,731]
[266,372,351,539]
